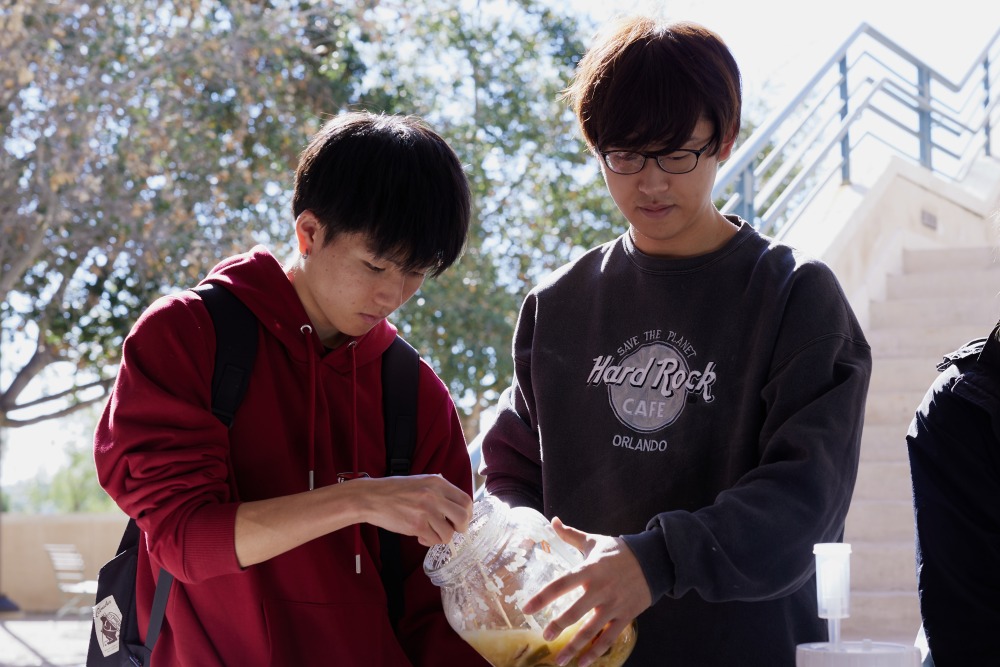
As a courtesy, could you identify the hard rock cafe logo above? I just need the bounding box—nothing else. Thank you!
[587,340,716,433]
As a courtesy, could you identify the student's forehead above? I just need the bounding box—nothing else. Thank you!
[619,118,713,150]
[351,231,435,271]
[348,234,400,262]
[366,240,422,269]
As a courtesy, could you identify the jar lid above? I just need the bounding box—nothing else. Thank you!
[424,495,509,585]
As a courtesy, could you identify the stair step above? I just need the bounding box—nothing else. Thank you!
[887,267,1000,299]
[841,591,922,644]
[848,541,917,591]
[859,424,910,462]
[845,500,915,542]
[843,225,996,648]
[867,324,988,358]
[870,295,1000,330]
[863,391,925,426]
[868,357,941,393]
[852,460,912,502]
[902,246,999,274]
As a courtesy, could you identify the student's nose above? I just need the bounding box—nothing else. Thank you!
[637,159,671,194]
[374,273,407,311]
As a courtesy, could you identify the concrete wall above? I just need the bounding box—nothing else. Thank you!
[781,154,1000,323]
[0,512,128,613]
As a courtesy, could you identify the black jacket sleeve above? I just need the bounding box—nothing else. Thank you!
[908,347,1000,665]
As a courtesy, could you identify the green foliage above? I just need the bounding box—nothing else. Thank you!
[0,0,369,427]
[11,445,117,514]
[1,0,619,439]
[0,1,777,500]
[0,406,113,513]
[352,1,619,430]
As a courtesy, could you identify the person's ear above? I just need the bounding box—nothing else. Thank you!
[718,133,737,162]
[295,210,322,255]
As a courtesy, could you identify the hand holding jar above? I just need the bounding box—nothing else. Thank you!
[520,518,650,667]
[423,497,637,667]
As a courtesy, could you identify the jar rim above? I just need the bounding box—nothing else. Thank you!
[423,495,510,585]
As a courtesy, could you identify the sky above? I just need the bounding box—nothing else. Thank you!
[570,0,999,120]
[2,0,999,488]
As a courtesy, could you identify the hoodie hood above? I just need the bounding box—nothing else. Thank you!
[197,245,398,512]
[199,245,398,371]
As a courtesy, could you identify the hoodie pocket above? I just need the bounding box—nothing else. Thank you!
[263,597,390,664]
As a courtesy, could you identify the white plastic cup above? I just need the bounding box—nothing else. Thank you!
[814,543,851,620]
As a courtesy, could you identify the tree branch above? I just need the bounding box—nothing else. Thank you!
[6,377,112,412]
[1,392,110,429]
[0,145,54,300]
[0,344,58,413]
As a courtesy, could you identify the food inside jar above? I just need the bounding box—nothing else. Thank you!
[459,620,636,667]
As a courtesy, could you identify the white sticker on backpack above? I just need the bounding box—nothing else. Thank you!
[93,595,123,658]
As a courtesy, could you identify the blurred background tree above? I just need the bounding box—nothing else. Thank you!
[1,0,616,444]
[350,1,619,432]
[0,0,376,431]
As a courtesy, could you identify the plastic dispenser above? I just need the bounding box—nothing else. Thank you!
[796,543,921,666]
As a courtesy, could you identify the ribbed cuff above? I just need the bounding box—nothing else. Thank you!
[620,529,675,602]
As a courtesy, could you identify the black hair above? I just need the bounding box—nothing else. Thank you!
[292,112,471,277]
[566,18,742,156]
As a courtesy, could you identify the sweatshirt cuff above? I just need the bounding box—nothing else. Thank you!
[621,529,675,602]
[181,502,243,581]
[487,487,543,513]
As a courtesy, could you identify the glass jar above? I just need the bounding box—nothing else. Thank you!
[423,496,636,667]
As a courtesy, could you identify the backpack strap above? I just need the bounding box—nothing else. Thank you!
[133,283,258,661]
[144,567,173,655]
[116,517,174,659]
[192,283,259,427]
[382,336,420,475]
[378,335,420,629]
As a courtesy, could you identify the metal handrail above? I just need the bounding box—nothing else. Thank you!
[713,22,1000,237]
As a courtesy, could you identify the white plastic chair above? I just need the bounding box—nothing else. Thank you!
[43,543,98,617]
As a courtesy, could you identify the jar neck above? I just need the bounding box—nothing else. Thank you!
[425,497,510,587]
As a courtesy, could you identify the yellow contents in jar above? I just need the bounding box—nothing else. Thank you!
[459,619,636,667]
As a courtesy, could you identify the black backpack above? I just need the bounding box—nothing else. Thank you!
[87,283,419,666]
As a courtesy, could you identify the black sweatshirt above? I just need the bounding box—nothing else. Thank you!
[481,219,872,666]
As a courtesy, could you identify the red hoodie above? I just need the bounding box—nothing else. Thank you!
[94,246,488,666]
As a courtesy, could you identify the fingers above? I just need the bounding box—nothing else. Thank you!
[356,474,473,544]
[520,528,651,667]
[521,569,581,616]
[566,617,631,667]
[541,597,630,667]
[410,476,473,544]
[529,591,628,667]
[437,479,474,533]
[551,516,592,554]
[418,504,465,546]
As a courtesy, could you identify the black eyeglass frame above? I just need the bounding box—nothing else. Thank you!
[599,141,713,175]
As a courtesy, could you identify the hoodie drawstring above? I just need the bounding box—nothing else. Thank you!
[300,324,316,491]
[301,326,363,575]
[348,340,361,574]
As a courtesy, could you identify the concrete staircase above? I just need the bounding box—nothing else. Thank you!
[842,245,1000,643]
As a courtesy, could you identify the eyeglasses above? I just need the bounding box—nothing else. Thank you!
[600,141,712,175]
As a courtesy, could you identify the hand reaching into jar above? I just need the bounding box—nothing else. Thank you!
[520,519,652,667]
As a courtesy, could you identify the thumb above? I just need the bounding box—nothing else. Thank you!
[551,516,592,554]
